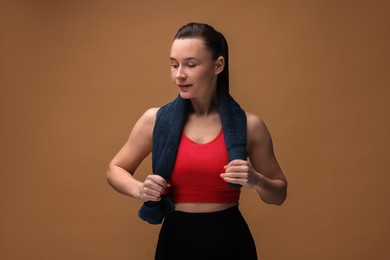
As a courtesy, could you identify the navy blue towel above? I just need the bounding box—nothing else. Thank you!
[138,87,247,224]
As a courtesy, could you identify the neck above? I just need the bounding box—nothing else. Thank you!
[189,92,218,116]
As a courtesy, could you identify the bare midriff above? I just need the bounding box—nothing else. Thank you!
[174,202,238,213]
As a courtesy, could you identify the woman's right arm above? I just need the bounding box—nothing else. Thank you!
[106,108,168,202]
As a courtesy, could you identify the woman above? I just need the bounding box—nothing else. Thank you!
[107,23,287,260]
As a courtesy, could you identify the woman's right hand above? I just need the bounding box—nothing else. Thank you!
[137,175,169,202]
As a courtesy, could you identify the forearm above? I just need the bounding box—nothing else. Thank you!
[255,173,287,206]
[106,165,142,199]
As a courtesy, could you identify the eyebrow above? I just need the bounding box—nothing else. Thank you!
[169,57,199,62]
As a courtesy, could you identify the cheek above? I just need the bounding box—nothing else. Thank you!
[196,68,215,82]
[170,68,177,80]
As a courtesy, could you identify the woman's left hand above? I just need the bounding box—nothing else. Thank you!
[220,159,263,189]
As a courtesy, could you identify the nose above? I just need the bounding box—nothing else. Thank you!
[176,66,186,80]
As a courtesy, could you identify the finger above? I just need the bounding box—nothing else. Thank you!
[226,174,252,185]
[224,165,250,173]
[141,187,162,202]
[144,182,165,194]
[144,186,162,196]
[225,159,248,168]
[148,174,167,187]
[221,172,249,180]
[143,194,161,202]
[145,175,167,190]
[221,176,247,186]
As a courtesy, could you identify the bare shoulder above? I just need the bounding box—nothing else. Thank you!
[245,111,272,148]
[135,107,160,130]
[128,107,160,143]
[246,112,269,135]
[142,107,160,124]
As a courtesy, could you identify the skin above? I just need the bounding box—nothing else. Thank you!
[107,38,287,213]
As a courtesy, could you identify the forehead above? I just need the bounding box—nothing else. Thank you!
[170,38,211,60]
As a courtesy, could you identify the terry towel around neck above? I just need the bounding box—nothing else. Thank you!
[138,87,247,224]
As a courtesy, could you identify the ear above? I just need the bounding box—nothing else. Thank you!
[215,56,225,75]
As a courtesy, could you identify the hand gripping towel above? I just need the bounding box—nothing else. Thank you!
[138,87,247,224]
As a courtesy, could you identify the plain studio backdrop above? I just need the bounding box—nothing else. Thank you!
[1,1,389,259]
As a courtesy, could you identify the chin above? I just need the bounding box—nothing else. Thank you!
[178,92,192,99]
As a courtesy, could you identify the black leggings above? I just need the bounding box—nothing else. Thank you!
[155,205,258,260]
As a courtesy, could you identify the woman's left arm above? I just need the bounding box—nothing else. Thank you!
[221,112,287,205]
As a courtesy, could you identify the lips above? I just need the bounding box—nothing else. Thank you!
[178,84,192,92]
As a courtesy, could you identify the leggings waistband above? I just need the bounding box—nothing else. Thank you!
[166,205,240,222]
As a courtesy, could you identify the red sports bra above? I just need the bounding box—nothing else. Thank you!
[168,129,241,203]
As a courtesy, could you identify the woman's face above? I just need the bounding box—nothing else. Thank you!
[170,38,222,100]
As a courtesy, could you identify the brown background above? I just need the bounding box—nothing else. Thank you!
[1,1,389,259]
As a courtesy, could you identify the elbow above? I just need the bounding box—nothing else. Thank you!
[274,192,287,206]
[268,193,286,206]
[265,181,287,206]
[275,182,288,206]
[106,164,115,187]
